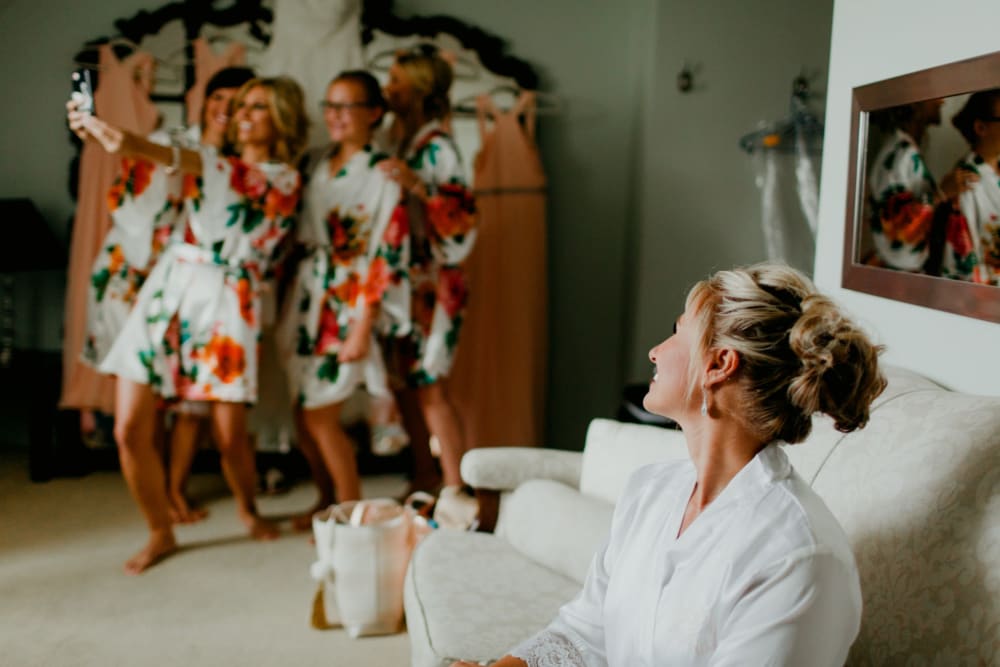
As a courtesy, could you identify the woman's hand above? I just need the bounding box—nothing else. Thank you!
[939,167,979,202]
[337,320,371,363]
[378,157,423,195]
[66,99,125,153]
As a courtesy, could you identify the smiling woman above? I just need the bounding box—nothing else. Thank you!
[66,75,307,575]
[453,262,887,667]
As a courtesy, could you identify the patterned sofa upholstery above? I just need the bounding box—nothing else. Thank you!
[403,366,1000,666]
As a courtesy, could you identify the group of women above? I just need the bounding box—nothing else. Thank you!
[868,89,1000,284]
[67,46,475,574]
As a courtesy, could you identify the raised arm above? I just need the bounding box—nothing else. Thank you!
[67,100,203,176]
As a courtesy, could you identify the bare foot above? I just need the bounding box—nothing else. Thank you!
[123,530,177,575]
[244,514,280,541]
[167,492,208,524]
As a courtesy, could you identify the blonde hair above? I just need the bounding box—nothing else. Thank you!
[685,263,886,444]
[395,49,454,121]
[228,76,309,164]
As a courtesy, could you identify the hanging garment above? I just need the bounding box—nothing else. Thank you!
[375,120,476,386]
[184,37,247,127]
[257,0,363,148]
[450,92,547,448]
[944,152,1000,284]
[99,149,301,404]
[60,44,160,413]
[276,146,409,409]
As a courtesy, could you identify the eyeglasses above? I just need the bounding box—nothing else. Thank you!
[320,101,373,113]
[235,102,269,112]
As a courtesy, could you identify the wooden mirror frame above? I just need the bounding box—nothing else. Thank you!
[841,50,1000,323]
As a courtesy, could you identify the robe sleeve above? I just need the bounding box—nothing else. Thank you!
[708,549,861,667]
[868,140,937,270]
[107,156,179,270]
[417,136,477,266]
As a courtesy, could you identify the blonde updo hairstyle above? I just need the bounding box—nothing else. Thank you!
[395,47,454,121]
[228,76,310,164]
[685,264,886,444]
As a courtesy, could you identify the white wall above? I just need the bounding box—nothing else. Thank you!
[814,0,1000,396]
[626,0,834,380]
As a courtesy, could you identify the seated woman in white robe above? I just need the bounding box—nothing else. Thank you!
[452,263,887,667]
[68,76,308,574]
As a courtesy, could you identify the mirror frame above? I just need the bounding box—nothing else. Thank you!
[841,50,1000,324]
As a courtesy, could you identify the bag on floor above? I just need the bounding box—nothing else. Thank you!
[309,496,433,637]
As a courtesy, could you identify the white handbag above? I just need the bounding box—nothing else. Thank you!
[310,496,433,637]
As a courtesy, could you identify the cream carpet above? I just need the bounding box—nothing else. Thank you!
[0,450,412,666]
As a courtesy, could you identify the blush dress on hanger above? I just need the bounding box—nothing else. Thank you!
[60,44,160,414]
[451,92,548,447]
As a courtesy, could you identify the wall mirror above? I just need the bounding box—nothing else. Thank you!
[842,50,1000,323]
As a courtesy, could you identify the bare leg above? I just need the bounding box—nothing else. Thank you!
[396,387,440,494]
[417,381,465,488]
[113,378,177,575]
[209,401,279,540]
[290,407,335,531]
[167,411,208,523]
[302,402,361,503]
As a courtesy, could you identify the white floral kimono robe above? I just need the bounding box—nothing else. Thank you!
[945,152,1000,284]
[100,147,301,403]
[510,445,862,667]
[278,146,410,409]
[82,127,202,366]
[867,129,940,271]
[377,121,476,386]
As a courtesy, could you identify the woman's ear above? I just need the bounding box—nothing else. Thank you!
[704,347,739,389]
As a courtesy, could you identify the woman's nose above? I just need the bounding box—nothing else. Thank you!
[648,346,657,363]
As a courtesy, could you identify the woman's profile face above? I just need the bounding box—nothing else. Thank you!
[323,79,381,145]
[202,87,239,147]
[384,63,416,114]
[643,308,696,419]
[234,85,276,148]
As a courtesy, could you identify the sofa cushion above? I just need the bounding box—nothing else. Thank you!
[579,419,689,504]
[405,530,580,667]
[496,479,614,584]
[810,384,1000,664]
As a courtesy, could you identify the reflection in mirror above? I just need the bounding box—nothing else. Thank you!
[842,50,1000,323]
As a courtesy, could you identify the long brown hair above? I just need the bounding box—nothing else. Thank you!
[228,76,309,164]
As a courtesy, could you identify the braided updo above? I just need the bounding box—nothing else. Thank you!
[685,264,886,444]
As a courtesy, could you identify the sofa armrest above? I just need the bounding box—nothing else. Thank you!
[461,447,584,534]
[461,447,583,491]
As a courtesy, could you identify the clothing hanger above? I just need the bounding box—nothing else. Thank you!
[73,36,181,77]
[452,85,562,117]
[738,75,823,155]
[366,44,480,80]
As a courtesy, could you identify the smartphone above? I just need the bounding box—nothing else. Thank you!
[70,67,95,115]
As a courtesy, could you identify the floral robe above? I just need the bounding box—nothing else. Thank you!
[945,152,1000,284]
[379,121,477,386]
[278,146,410,408]
[100,147,301,403]
[81,127,201,366]
[867,129,941,272]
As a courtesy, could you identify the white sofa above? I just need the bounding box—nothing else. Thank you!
[403,366,1000,666]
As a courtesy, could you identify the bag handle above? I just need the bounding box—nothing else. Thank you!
[310,582,343,630]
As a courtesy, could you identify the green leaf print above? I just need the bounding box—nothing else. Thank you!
[369,152,389,168]
[445,315,464,352]
[296,325,314,356]
[242,206,264,233]
[317,355,340,383]
[298,292,311,314]
[226,202,242,228]
[91,268,111,302]
[408,368,435,387]
[138,348,162,389]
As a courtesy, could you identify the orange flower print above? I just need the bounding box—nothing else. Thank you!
[384,205,409,247]
[235,276,255,326]
[332,274,360,305]
[436,267,467,318]
[107,181,126,212]
[263,187,299,220]
[182,174,202,202]
[879,191,933,245]
[200,334,246,384]
[129,158,154,198]
[314,303,341,355]
[363,256,389,304]
[229,158,268,200]
[107,245,125,275]
[327,209,367,266]
[425,183,476,241]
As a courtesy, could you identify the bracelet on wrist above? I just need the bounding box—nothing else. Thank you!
[164,142,181,175]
